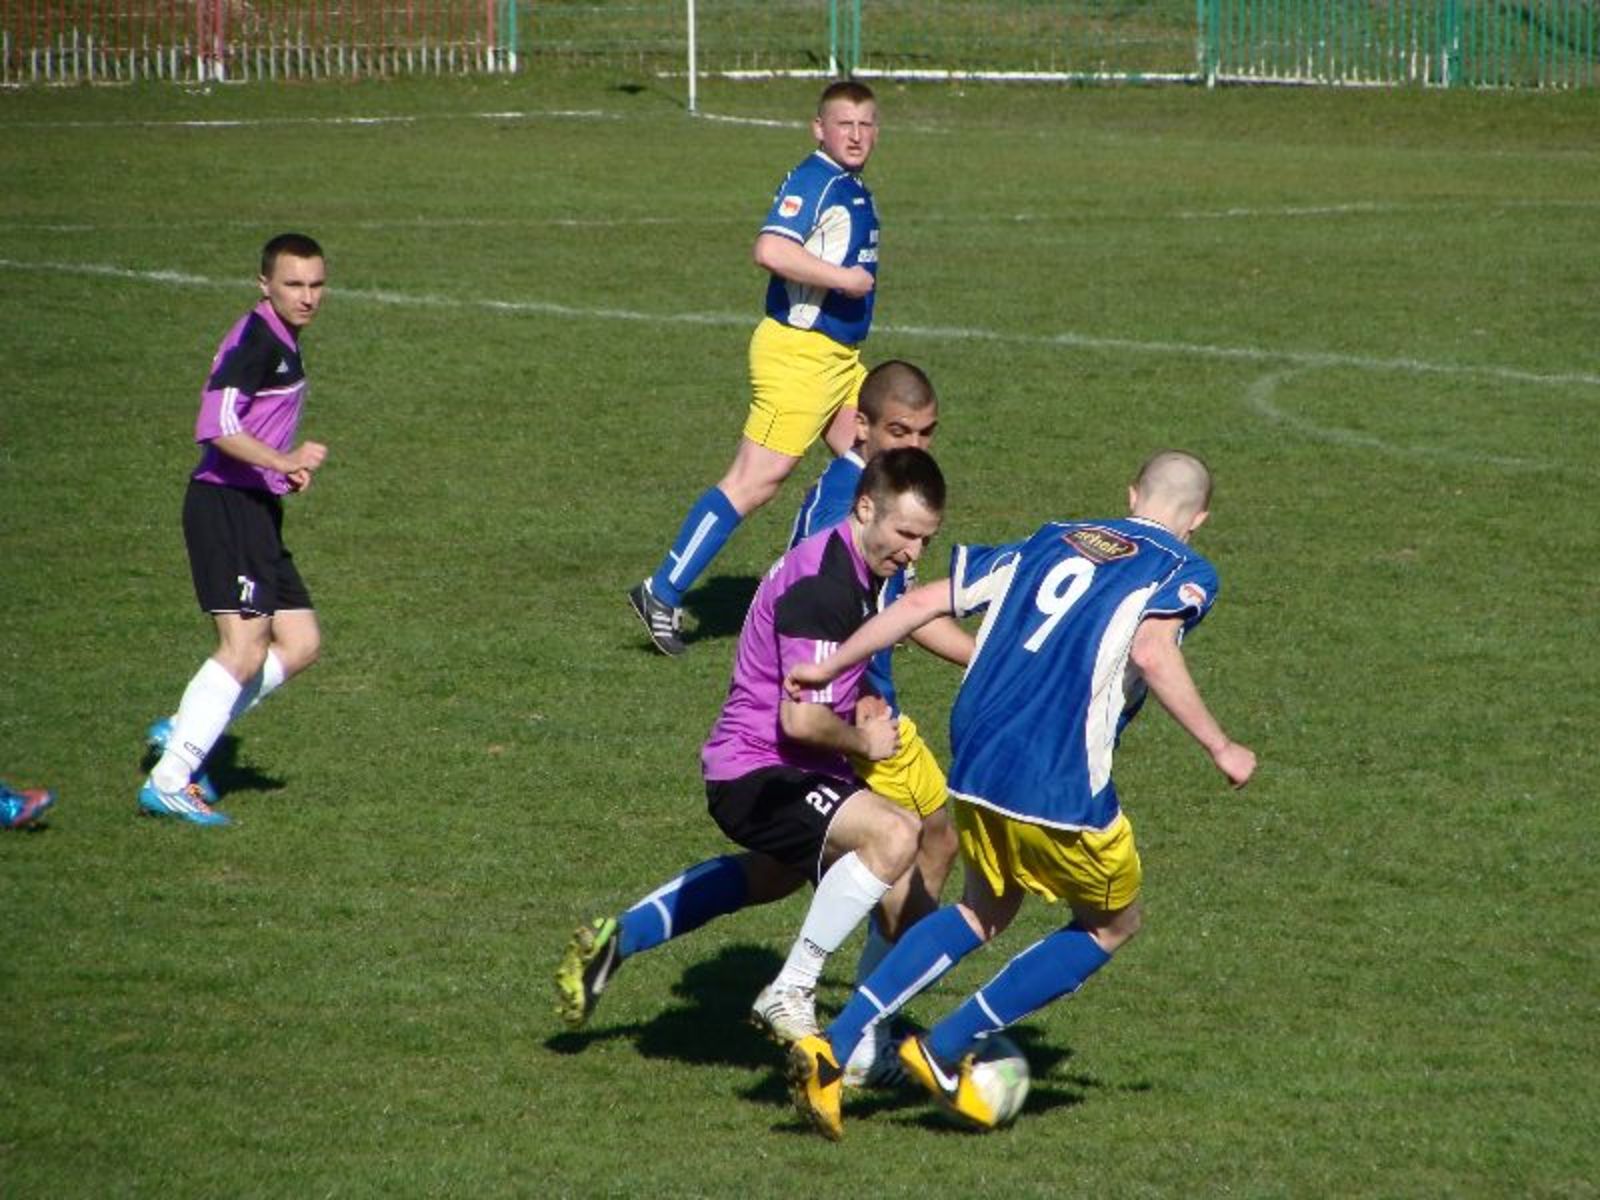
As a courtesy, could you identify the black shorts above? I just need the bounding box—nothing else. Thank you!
[182,480,312,616]
[706,766,864,883]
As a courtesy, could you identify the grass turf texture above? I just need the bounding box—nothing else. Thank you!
[2,74,1598,1196]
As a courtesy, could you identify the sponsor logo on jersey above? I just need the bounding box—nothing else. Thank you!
[1179,582,1209,608]
[779,194,804,218]
[857,248,877,264]
[1063,526,1138,563]
[275,359,291,374]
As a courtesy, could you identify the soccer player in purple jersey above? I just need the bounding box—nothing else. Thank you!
[628,80,882,657]
[557,448,950,1049]
[785,451,1258,1139]
[139,234,330,826]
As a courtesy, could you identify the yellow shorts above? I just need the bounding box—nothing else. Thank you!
[954,801,1142,912]
[744,317,866,457]
[849,712,948,820]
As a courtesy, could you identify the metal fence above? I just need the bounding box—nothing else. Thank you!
[1200,0,1600,87]
[2,0,1595,87]
[587,0,1599,90]
[0,0,517,83]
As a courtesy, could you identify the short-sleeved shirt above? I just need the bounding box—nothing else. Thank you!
[789,450,909,712]
[945,517,1220,832]
[702,523,876,783]
[760,150,879,347]
[191,300,308,496]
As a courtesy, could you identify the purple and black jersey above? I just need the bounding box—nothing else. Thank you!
[192,300,307,496]
[702,523,876,783]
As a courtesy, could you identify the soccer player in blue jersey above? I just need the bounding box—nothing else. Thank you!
[558,450,948,1060]
[140,234,330,826]
[784,450,1258,1139]
[629,80,882,656]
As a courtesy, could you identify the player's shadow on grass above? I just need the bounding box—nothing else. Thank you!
[140,733,286,798]
[545,946,1117,1126]
[547,943,786,1073]
[685,575,761,644]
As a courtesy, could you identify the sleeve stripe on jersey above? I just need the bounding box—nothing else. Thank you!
[760,224,807,243]
[219,386,242,436]
[811,639,838,704]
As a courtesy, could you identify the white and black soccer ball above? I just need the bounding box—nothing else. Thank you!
[964,1033,1031,1128]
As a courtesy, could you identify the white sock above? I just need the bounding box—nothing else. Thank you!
[230,648,287,721]
[775,852,893,992]
[853,914,894,986]
[151,658,243,791]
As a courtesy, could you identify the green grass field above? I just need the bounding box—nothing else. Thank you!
[2,73,1598,1196]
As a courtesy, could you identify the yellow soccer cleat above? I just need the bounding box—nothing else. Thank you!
[787,1034,846,1141]
[554,917,620,1029]
[897,1034,1000,1131]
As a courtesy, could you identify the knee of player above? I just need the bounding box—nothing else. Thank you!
[278,626,322,673]
[1090,903,1143,953]
[217,641,271,683]
[294,635,322,671]
[875,804,921,876]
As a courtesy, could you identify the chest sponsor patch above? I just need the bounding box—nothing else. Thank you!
[1179,582,1209,608]
[779,194,804,218]
[1063,526,1138,563]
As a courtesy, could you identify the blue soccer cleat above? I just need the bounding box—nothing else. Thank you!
[138,778,231,827]
[144,717,219,804]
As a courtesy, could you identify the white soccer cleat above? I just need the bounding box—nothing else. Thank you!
[842,1019,910,1090]
[749,981,819,1045]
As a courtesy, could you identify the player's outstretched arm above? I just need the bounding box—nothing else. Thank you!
[753,233,875,298]
[909,614,974,667]
[785,581,952,696]
[1129,616,1257,788]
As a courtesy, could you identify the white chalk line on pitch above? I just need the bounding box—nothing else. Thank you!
[0,108,616,130]
[5,255,1599,397]
[1242,368,1549,470]
[10,193,1597,237]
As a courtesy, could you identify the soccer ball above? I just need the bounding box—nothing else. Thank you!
[964,1033,1031,1128]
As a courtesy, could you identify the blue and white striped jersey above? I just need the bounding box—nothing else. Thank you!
[946,517,1219,831]
[761,150,879,347]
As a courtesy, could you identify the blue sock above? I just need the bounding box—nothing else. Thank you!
[827,906,982,1065]
[649,487,742,608]
[616,855,749,959]
[925,924,1112,1064]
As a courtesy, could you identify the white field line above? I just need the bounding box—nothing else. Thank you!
[1243,369,1547,470]
[10,196,1596,237]
[6,215,693,233]
[3,255,1598,393]
[0,108,615,130]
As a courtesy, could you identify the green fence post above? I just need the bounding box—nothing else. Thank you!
[1197,0,1218,85]
[502,0,517,72]
[1440,0,1461,85]
[849,0,861,76]
[828,0,838,75]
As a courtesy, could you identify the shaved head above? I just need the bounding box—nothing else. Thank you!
[1130,450,1213,538]
[858,359,935,422]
